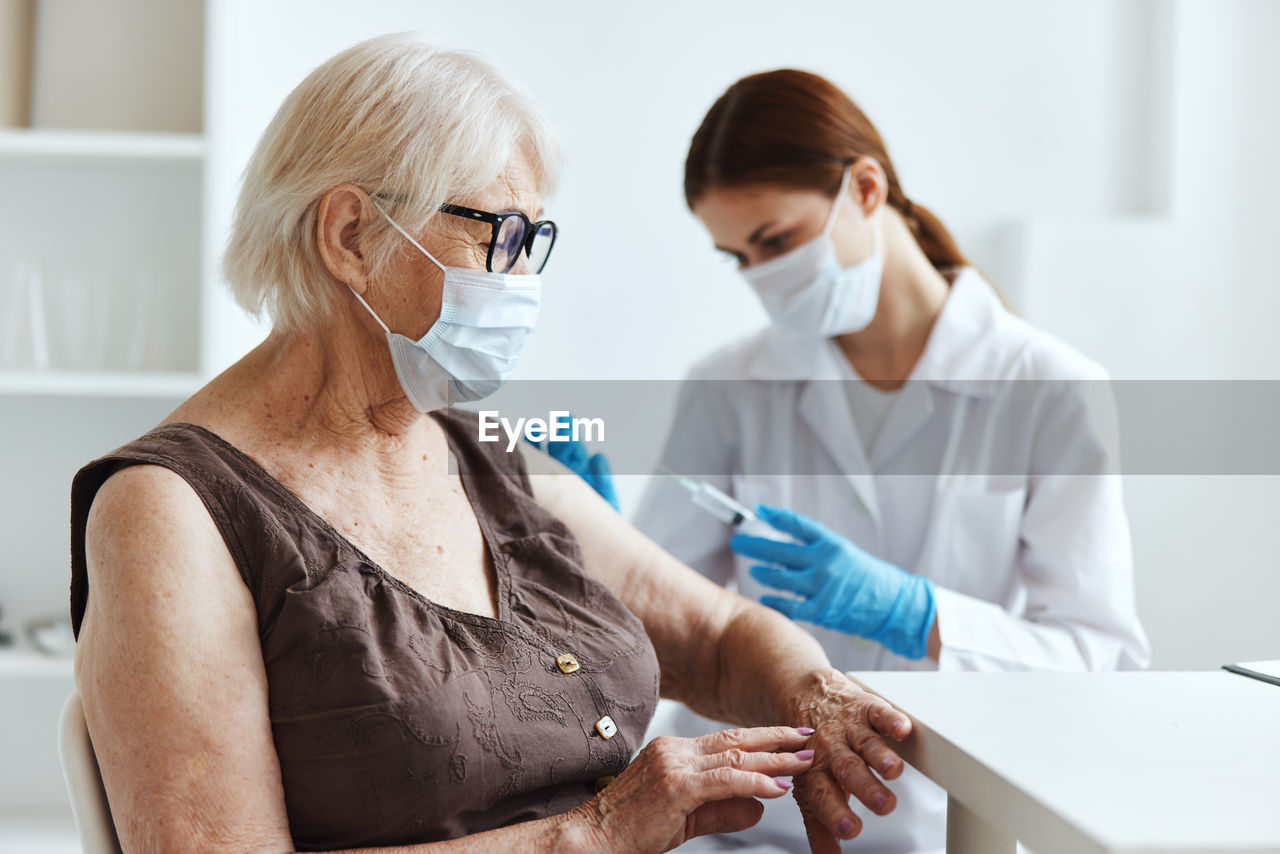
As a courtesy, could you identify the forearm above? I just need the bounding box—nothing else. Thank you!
[707,598,841,728]
[335,808,595,854]
[704,599,916,847]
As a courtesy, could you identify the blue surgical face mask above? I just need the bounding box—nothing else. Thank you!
[740,165,884,337]
[349,203,541,413]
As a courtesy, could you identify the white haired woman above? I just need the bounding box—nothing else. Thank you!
[69,34,912,853]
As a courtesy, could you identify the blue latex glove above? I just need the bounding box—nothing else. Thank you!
[730,504,937,660]
[526,415,619,510]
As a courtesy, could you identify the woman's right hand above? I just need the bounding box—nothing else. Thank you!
[568,726,816,853]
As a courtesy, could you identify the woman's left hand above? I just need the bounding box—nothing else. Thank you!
[785,668,914,852]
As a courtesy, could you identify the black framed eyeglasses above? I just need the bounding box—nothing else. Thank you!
[438,204,558,274]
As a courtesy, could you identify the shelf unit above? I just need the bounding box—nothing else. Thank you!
[0,648,74,678]
[0,0,287,661]
[0,0,287,649]
[0,135,216,617]
[0,2,250,828]
[0,0,289,634]
[0,1,291,831]
[0,128,205,162]
[0,369,204,398]
[0,647,75,820]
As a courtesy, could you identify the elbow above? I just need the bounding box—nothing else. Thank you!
[1062,619,1152,672]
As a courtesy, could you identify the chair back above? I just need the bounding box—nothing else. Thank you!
[57,691,123,854]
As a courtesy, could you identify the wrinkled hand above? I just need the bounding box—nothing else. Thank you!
[786,668,914,852]
[731,504,936,660]
[573,726,815,853]
[527,415,620,510]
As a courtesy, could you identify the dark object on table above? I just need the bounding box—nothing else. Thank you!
[0,602,13,646]
[26,614,76,656]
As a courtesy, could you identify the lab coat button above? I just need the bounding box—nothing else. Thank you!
[593,774,616,792]
[595,715,618,739]
[555,653,580,674]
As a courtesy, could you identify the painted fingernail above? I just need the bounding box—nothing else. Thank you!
[880,757,895,774]
[838,817,855,837]
[775,777,793,790]
[872,792,889,812]
[796,749,815,761]
[797,727,816,735]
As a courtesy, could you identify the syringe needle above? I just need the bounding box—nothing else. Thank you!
[656,465,698,492]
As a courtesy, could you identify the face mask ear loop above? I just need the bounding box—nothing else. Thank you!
[822,165,855,238]
[369,197,448,273]
[347,285,392,336]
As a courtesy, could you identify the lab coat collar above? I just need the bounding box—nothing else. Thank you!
[905,268,1006,397]
[742,267,1007,398]
[797,381,881,521]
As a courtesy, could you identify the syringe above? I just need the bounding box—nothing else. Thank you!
[661,469,871,647]
[659,468,800,544]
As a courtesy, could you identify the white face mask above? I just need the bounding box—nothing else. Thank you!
[350,203,541,413]
[740,165,883,337]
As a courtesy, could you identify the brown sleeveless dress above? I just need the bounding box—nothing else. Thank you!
[69,408,661,850]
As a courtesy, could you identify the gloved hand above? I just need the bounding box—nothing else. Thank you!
[526,415,619,510]
[730,504,936,660]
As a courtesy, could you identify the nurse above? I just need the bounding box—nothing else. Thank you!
[622,69,1152,853]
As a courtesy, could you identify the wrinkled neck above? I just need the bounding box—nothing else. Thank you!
[253,297,425,444]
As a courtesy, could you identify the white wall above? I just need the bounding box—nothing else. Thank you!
[206,0,1174,378]
[1010,1,1280,669]
[201,0,1279,670]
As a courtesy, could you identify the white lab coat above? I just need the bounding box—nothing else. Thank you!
[633,269,1150,854]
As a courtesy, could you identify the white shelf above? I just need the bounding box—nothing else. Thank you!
[0,370,202,398]
[0,129,204,163]
[0,649,74,678]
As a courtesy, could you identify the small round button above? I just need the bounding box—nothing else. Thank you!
[593,775,616,792]
[555,653,580,674]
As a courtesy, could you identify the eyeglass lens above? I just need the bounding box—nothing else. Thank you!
[493,216,525,273]
[492,215,555,274]
[527,222,555,273]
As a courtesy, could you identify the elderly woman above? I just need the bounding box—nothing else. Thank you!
[69,34,912,853]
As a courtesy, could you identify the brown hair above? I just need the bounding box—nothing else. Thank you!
[685,69,968,273]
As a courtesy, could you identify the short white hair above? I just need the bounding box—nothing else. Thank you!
[223,33,562,333]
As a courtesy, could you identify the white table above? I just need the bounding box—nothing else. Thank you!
[847,670,1280,854]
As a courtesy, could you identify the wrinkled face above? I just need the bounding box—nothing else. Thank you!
[692,177,877,272]
[414,149,545,275]
[379,150,544,338]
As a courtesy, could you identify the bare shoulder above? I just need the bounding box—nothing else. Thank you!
[89,461,214,527]
[84,463,236,600]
